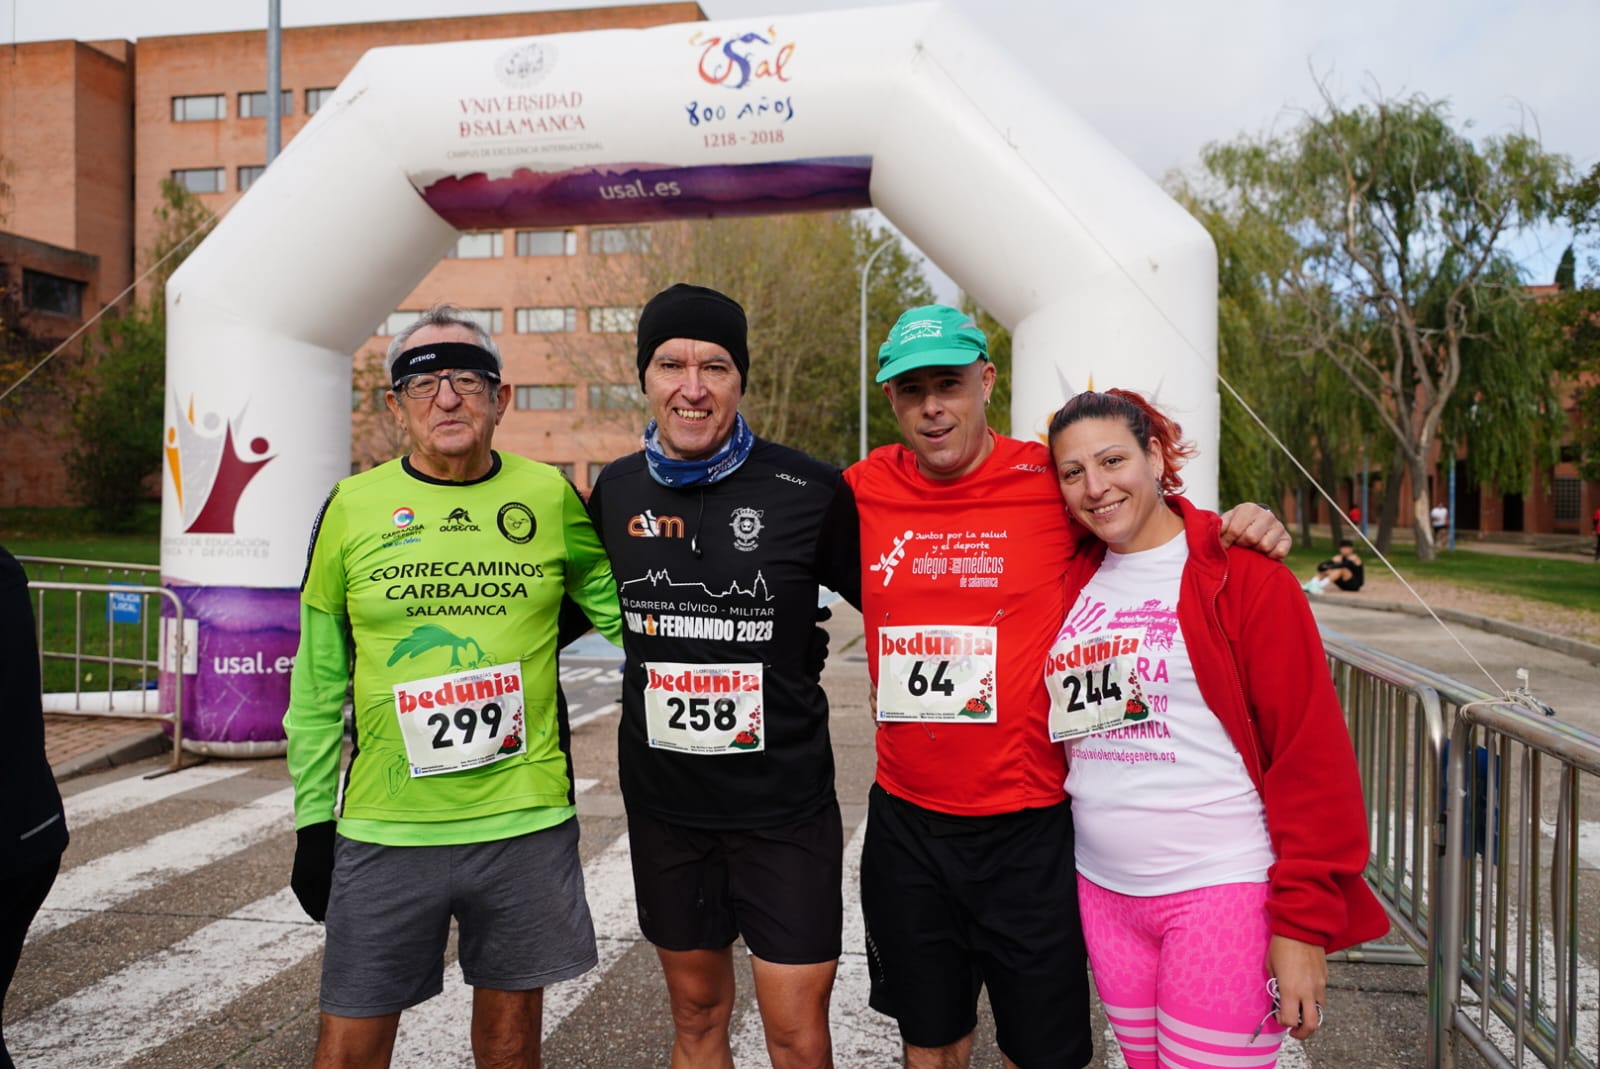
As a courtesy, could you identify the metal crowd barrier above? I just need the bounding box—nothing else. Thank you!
[1323,629,1600,1069]
[1324,634,1446,964]
[21,556,186,771]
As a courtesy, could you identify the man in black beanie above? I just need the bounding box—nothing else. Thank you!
[580,282,861,1069]
[635,282,751,392]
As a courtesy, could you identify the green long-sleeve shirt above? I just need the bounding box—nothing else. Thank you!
[284,453,620,846]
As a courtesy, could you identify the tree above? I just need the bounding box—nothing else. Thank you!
[351,347,411,471]
[65,309,165,529]
[144,177,218,306]
[0,272,47,417]
[1199,87,1569,559]
[554,212,933,468]
[963,305,1012,434]
[0,155,48,417]
[1533,164,1600,481]
[65,179,215,528]
[1172,176,1383,548]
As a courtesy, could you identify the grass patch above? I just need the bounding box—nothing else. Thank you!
[4,509,165,693]
[0,506,160,564]
[1287,542,1600,614]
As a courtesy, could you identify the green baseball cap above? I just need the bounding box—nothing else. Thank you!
[875,304,989,383]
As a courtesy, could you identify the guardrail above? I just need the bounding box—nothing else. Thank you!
[1324,629,1599,1069]
[20,556,185,772]
[1439,700,1599,1069]
[1325,634,1446,964]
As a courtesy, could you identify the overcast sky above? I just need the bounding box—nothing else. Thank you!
[4,0,1593,284]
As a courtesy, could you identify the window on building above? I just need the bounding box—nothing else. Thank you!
[1554,476,1581,523]
[375,310,424,336]
[589,226,651,254]
[459,308,504,336]
[588,383,636,410]
[238,90,293,118]
[515,385,577,410]
[587,461,608,487]
[305,87,337,114]
[377,309,504,337]
[515,307,577,334]
[171,94,226,121]
[238,165,267,191]
[516,229,577,256]
[443,232,504,260]
[352,386,390,412]
[554,462,576,482]
[588,306,638,334]
[22,269,85,318]
[172,167,226,194]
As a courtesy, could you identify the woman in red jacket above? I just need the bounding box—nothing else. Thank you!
[1045,389,1386,1069]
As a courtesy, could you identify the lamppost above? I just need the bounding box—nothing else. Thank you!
[859,238,894,461]
[1359,443,1369,538]
[266,0,282,163]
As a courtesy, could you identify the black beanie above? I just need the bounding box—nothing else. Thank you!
[635,283,749,391]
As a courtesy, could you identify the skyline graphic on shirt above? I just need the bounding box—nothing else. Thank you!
[619,568,774,602]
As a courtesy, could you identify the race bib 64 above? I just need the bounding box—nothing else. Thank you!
[876,625,997,723]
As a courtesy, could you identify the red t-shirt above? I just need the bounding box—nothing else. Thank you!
[845,432,1075,816]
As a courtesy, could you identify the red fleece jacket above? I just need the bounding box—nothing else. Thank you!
[1062,496,1389,952]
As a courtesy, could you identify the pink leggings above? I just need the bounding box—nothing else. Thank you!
[1078,876,1286,1069]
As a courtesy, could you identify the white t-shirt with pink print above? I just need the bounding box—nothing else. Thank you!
[1054,531,1275,896]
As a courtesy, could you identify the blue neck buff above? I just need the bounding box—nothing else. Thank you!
[644,413,755,488]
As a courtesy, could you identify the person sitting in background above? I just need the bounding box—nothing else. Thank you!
[1303,539,1363,594]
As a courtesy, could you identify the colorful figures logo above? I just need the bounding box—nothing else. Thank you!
[165,396,276,535]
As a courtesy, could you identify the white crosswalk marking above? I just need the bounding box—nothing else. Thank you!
[570,702,619,730]
[828,817,901,1065]
[29,786,294,939]
[62,763,254,829]
[9,887,323,1068]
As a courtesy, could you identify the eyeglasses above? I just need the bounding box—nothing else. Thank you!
[394,370,498,399]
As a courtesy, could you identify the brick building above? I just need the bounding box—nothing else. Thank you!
[0,4,703,508]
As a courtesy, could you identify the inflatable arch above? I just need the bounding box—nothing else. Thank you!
[160,2,1217,752]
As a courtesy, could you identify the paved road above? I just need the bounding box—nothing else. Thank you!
[1310,599,1600,731]
[10,605,1549,1067]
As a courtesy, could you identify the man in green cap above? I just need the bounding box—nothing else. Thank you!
[844,304,1288,1069]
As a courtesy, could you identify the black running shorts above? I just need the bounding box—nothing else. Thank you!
[860,784,1093,1068]
[627,801,843,965]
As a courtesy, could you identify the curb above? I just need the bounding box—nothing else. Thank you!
[51,728,171,782]
[1328,597,1600,666]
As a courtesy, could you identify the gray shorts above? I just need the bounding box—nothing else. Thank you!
[320,819,597,1017]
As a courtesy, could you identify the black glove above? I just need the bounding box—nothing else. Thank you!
[290,820,337,922]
